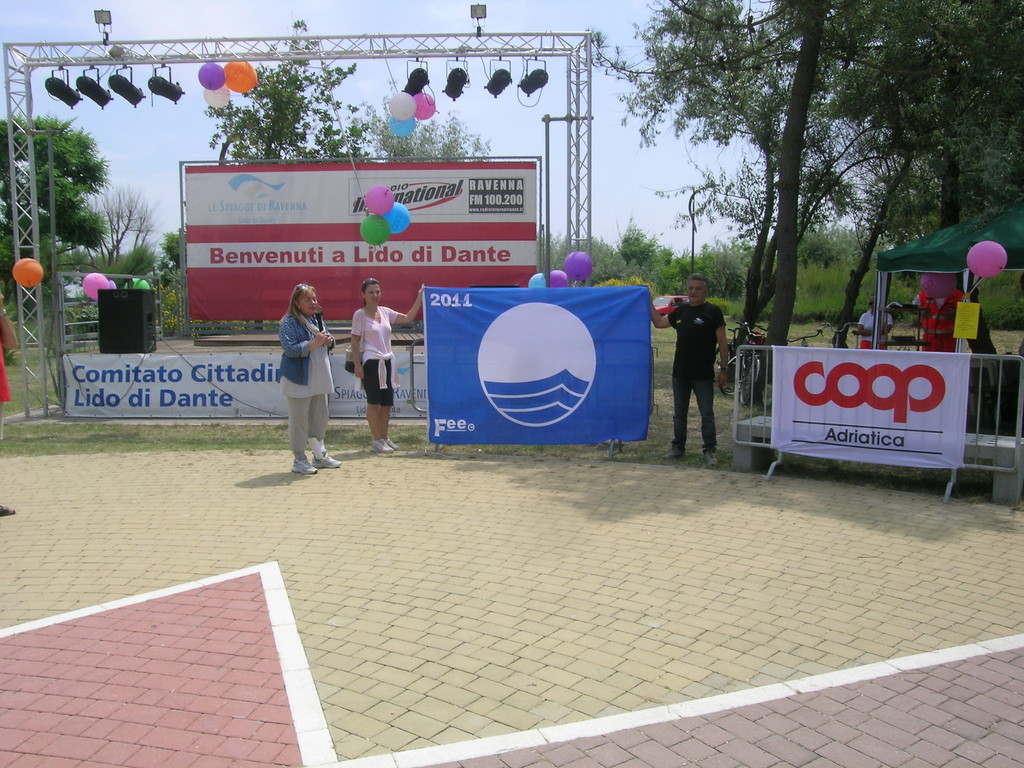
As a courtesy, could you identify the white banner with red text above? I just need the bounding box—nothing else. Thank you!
[771,347,970,469]
[63,352,427,419]
[184,160,538,321]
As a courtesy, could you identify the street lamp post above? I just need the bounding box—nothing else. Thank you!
[688,184,715,274]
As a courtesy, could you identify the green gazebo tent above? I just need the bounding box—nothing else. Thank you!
[877,199,1024,273]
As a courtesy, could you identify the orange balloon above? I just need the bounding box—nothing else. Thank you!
[223,61,258,94]
[12,258,44,288]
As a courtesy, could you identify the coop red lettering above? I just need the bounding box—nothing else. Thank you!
[793,361,945,423]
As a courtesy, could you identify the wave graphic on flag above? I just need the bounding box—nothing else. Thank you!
[482,370,589,425]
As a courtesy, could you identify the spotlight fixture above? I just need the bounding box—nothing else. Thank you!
[108,67,144,106]
[148,65,183,103]
[94,9,112,45]
[44,68,81,108]
[519,65,549,96]
[470,4,487,37]
[403,65,429,96]
[76,67,112,108]
[485,60,512,97]
[443,63,469,100]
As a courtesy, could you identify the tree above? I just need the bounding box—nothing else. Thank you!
[208,21,366,161]
[90,186,157,264]
[0,115,108,291]
[358,102,491,158]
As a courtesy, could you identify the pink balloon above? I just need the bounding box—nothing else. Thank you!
[413,92,436,120]
[967,240,1008,278]
[365,185,395,215]
[82,272,108,301]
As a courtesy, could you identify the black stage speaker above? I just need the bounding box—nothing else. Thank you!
[98,289,156,354]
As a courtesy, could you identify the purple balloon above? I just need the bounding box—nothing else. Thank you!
[564,251,593,282]
[198,62,226,91]
[549,270,568,288]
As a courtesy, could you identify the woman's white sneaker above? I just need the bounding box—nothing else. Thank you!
[371,439,394,453]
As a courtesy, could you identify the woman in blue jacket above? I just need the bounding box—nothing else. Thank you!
[279,283,342,474]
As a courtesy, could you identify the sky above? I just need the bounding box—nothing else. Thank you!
[5,0,738,256]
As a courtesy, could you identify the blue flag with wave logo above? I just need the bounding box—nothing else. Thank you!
[425,286,651,444]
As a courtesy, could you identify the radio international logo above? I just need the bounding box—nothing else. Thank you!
[477,303,596,427]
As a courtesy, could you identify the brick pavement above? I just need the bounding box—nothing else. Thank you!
[1,449,1023,767]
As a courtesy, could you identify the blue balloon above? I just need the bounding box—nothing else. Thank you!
[383,202,411,234]
[528,272,546,288]
[389,116,417,137]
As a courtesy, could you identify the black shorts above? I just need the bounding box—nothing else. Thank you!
[362,358,395,407]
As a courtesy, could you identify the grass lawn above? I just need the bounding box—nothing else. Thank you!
[2,324,1020,505]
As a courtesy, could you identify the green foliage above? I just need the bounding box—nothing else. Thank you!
[798,228,859,267]
[208,21,366,161]
[158,232,181,285]
[161,284,182,337]
[0,116,109,280]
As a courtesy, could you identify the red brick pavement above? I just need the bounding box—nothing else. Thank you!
[0,573,302,768]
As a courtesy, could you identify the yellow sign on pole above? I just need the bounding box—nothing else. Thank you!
[953,301,980,339]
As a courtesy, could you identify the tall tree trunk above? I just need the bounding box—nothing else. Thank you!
[767,1,827,346]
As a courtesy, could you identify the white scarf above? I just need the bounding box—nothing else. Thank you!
[363,342,398,389]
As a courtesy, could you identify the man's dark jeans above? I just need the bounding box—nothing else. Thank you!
[671,375,717,453]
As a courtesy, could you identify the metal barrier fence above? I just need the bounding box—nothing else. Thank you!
[731,347,1024,505]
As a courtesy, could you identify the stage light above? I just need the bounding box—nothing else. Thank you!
[148,66,183,103]
[109,68,144,106]
[403,66,429,96]
[443,66,468,100]
[485,63,512,97]
[471,4,487,37]
[94,9,112,45]
[519,67,549,96]
[76,68,112,108]
[44,69,81,108]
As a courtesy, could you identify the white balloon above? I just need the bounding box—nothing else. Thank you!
[203,86,230,108]
[388,92,416,121]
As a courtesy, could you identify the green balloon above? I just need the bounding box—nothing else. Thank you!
[132,278,151,290]
[360,215,391,246]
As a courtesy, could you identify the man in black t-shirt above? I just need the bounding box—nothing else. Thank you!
[651,273,729,465]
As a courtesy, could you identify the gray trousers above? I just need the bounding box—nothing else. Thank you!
[286,394,329,458]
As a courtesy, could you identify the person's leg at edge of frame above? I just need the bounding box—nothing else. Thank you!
[666,374,691,459]
[694,378,719,466]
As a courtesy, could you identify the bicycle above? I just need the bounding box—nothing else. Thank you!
[720,322,768,404]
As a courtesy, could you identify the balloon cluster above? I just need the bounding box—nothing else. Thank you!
[527,252,593,289]
[198,61,258,109]
[360,185,412,245]
[12,258,44,288]
[387,92,437,137]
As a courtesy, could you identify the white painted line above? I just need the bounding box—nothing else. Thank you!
[0,563,266,637]
[259,562,338,768]
[330,633,1024,768]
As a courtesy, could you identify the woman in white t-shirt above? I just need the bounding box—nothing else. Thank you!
[351,278,422,453]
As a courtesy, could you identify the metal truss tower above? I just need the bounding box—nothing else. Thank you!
[4,31,592,415]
